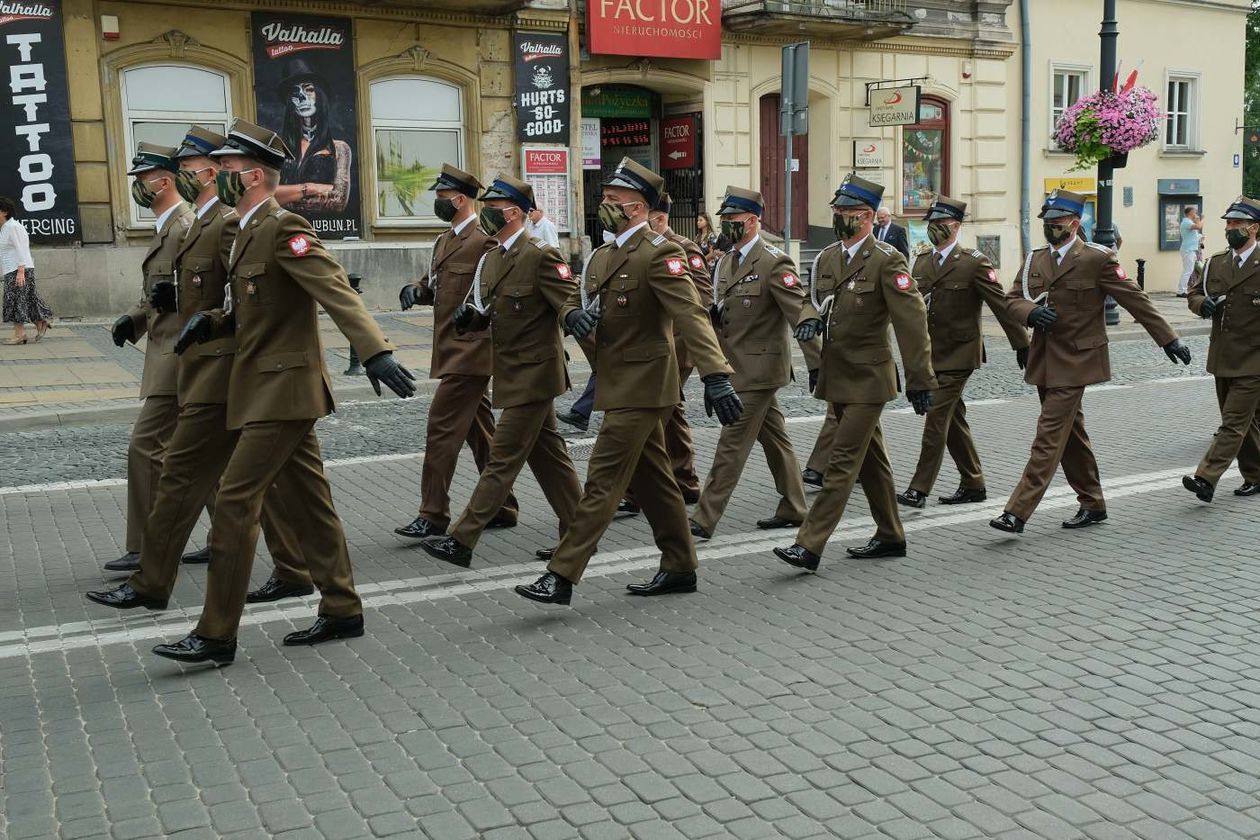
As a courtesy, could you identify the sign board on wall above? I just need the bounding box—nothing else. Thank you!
[868,85,920,127]
[513,32,569,144]
[521,146,571,233]
[600,119,651,149]
[661,115,697,169]
[0,0,80,243]
[581,118,601,169]
[586,0,720,60]
[853,139,886,169]
[1044,176,1097,194]
[581,86,654,118]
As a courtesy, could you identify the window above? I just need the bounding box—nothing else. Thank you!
[1051,65,1090,144]
[901,97,949,215]
[1165,74,1198,150]
[371,77,464,223]
[120,64,231,225]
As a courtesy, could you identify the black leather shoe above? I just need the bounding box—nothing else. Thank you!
[1182,475,1214,502]
[1235,482,1260,497]
[485,513,518,530]
[756,515,801,529]
[774,544,820,572]
[85,583,167,611]
[801,468,824,488]
[420,536,473,568]
[626,570,697,596]
[1062,508,1108,529]
[246,575,315,603]
[283,614,364,646]
[617,499,640,515]
[152,634,236,666]
[515,572,573,605]
[989,512,1025,534]
[556,409,589,432]
[181,546,211,565]
[681,489,701,504]
[689,520,712,540]
[846,539,907,559]
[394,517,445,540]
[535,546,556,560]
[896,489,927,509]
[938,486,987,505]
[103,551,141,572]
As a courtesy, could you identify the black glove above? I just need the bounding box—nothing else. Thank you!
[452,304,477,335]
[173,312,212,355]
[111,315,134,348]
[399,284,421,311]
[795,318,823,341]
[708,303,723,329]
[565,308,598,339]
[148,281,176,313]
[907,389,932,416]
[1163,338,1192,366]
[808,368,819,394]
[1016,347,1028,370]
[365,352,417,398]
[1198,297,1217,319]
[702,373,743,426]
[1027,305,1057,330]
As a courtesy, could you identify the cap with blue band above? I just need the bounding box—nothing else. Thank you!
[126,142,180,175]
[1039,188,1087,220]
[718,186,764,217]
[478,174,535,212]
[831,173,884,211]
[600,157,664,209]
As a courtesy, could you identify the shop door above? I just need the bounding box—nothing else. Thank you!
[759,93,807,240]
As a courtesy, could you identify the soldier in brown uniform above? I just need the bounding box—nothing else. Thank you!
[689,186,812,538]
[150,120,416,665]
[395,165,518,539]
[514,158,743,606]
[802,408,838,488]
[991,189,1189,534]
[418,175,582,567]
[1182,196,1260,502]
[897,196,1029,509]
[774,174,935,571]
[101,144,196,573]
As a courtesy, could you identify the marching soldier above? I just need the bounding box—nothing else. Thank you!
[514,158,743,606]
[418,175,582,567]
[689,186,812,539]
[102,144,195,573]
[896,196,1029,509]
[774,174,934,572]
[85,126,313,612]
[1183,195,1260,502]
[394,165,518,540]
[802,408,837,488]
[991,189,1190,534]
[150,119,416,666]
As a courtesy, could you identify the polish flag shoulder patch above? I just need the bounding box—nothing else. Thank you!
[689,255,706,270]
[894,273,913,291]
[288,235,311,257]
[666,258,686,276]
[1114,264,1128,280]
[782,273,799,288]
[557,263,572,280]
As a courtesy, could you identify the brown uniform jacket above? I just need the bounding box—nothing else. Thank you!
[665,230,712,370]
[464,232,573,409]
[563,224,731,412]
[174,200,237,405]
[713,236,810,392]
[216,197,393,430]
[423,219,495,379]
[1006,238,1177,388]
[1187,246,1260,377]
[804,235,935,405]
[128,203,195,398]
[911,243,1029,372]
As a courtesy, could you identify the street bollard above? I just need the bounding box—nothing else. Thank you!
[344,273,365,376]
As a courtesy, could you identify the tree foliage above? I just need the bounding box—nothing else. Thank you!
[1245,0,1260,196]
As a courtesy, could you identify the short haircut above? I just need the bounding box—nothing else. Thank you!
[0,196,16,218]
[1183,206,1195,215]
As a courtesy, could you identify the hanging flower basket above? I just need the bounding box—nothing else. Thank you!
[1052,84,1161,172]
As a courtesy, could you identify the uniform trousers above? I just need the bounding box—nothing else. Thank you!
[692,389,807,533]
[806,405,839,475]
[663,365,701,496]
[908,369,985,494]
[796,403,904,555]
[548,406,695,584]
[1005,386,1105,521]
[195,420,360,641]
[449,399,581,549]
[1197,375,1260,486]
[129,402,310,600]
[419,374,518,528]
[126,395,181,552]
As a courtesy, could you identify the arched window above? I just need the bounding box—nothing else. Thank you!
[120,64,231,225]
[371,77,465,222]
[901,96,950,215]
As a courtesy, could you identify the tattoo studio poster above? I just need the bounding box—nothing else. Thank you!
[251,12,361,239]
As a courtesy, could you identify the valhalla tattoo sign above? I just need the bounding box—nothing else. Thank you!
[513,32,569,145]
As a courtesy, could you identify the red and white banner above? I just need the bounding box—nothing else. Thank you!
[586,0,720,60]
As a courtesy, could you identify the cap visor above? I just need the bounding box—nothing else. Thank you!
[1039,208,1077,220]
[126,164,157,176]
[923,210,953,221]
[830,195,868,208]
[1222,210,1256,220]
[600,175,641,193]
[208,147,245,158]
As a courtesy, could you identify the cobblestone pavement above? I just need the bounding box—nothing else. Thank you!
[3,347,1260,840]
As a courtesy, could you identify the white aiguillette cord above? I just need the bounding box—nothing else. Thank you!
[1019,249,1048,306]
[809,243,841,341]
[1199,260,1225,306]
[578,243,613,315]
[462,252,492,314]
[710,251,734,315]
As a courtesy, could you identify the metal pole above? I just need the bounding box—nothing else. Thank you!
[1097,0,1120,325]
[784,126,793,251]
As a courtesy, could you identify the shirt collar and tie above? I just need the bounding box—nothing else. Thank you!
[934,239,958,267]
[1234,241,1257,270]
[735,234,760,265]
[614,220,648,249]
[1052,235,1078,265]
[499,226,526,254]
[451,214,475,236]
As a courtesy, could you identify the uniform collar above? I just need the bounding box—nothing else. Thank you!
[843,238,864,262]
[1052,235,1078,262]
[237,200,266,230]
[195,195,219,220]
[153,202,181,232]
[500,226,526,253]
[1233,241,1258,265]
[737,234,761,262]
[452,214,476,236]
[934,239,958,262]
[615,220,648,249]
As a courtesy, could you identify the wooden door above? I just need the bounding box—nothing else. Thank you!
[758,93,808,240]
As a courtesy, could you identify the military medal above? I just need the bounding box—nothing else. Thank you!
[512,299,523,312]
[616,294,628,308]
[742,298,752,307]
[191,275,202,288]
[246,280,257,296]
[847,280,855,290]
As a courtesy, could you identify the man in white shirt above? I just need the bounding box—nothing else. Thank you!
[526,207,561,248]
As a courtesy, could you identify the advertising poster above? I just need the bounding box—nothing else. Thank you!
[514,32,569,145]
[521,147,570,232]
[251,12,361,239]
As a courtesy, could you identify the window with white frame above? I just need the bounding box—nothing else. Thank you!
[1050,65,1090,147]
[1165,74,1198,150]
[120,64,231,225]
[371,77,465,222]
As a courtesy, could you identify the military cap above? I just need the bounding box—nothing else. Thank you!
[717,185,764,217]
[174,126,227,160]
[651,191,673,215]
[1221,195,1260,222]
[210,119,294,169]
[479,173,535,212]
[830,173,884,211]
[924,194,967,222]
[126,142,180,175]
[601,157,664,209]
[1039,188,1087,220]
[429,163,482,198]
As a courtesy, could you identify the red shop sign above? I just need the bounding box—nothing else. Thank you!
[660,115,697,169]
[586,0,720,61]
[523,148,568,174]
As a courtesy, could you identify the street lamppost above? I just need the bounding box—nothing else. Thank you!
[1096,0,1120,325]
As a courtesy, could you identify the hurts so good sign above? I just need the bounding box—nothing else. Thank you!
[0,0,80,243]
[514,32,569,144]
[586,0,719,60]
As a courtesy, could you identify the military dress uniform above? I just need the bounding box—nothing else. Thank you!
[396,165,518,538]
[900,196,1029,506]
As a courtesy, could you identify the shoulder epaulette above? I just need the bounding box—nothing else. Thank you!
[1209,248,1232,261]
[272,207,290,219]
[1085,242,1113,254]
[764,242,784,257]
[648,232,667,247]
[873,239,896,255]
[914,243,932,257]
[970,249,985,260]
[1031,243,1050,251]
[222,208,239,220]
[532,236,547,249]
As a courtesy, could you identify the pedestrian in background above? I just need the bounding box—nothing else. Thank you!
[526,206,560,248]
[1178,206,1203,297]
[874,206,911,258]
[695,211,718,257]
[0,196,53,345]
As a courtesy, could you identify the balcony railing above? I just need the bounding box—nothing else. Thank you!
[722,0,914,39]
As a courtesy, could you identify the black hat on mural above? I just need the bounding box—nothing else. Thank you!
[276,58,328,97]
